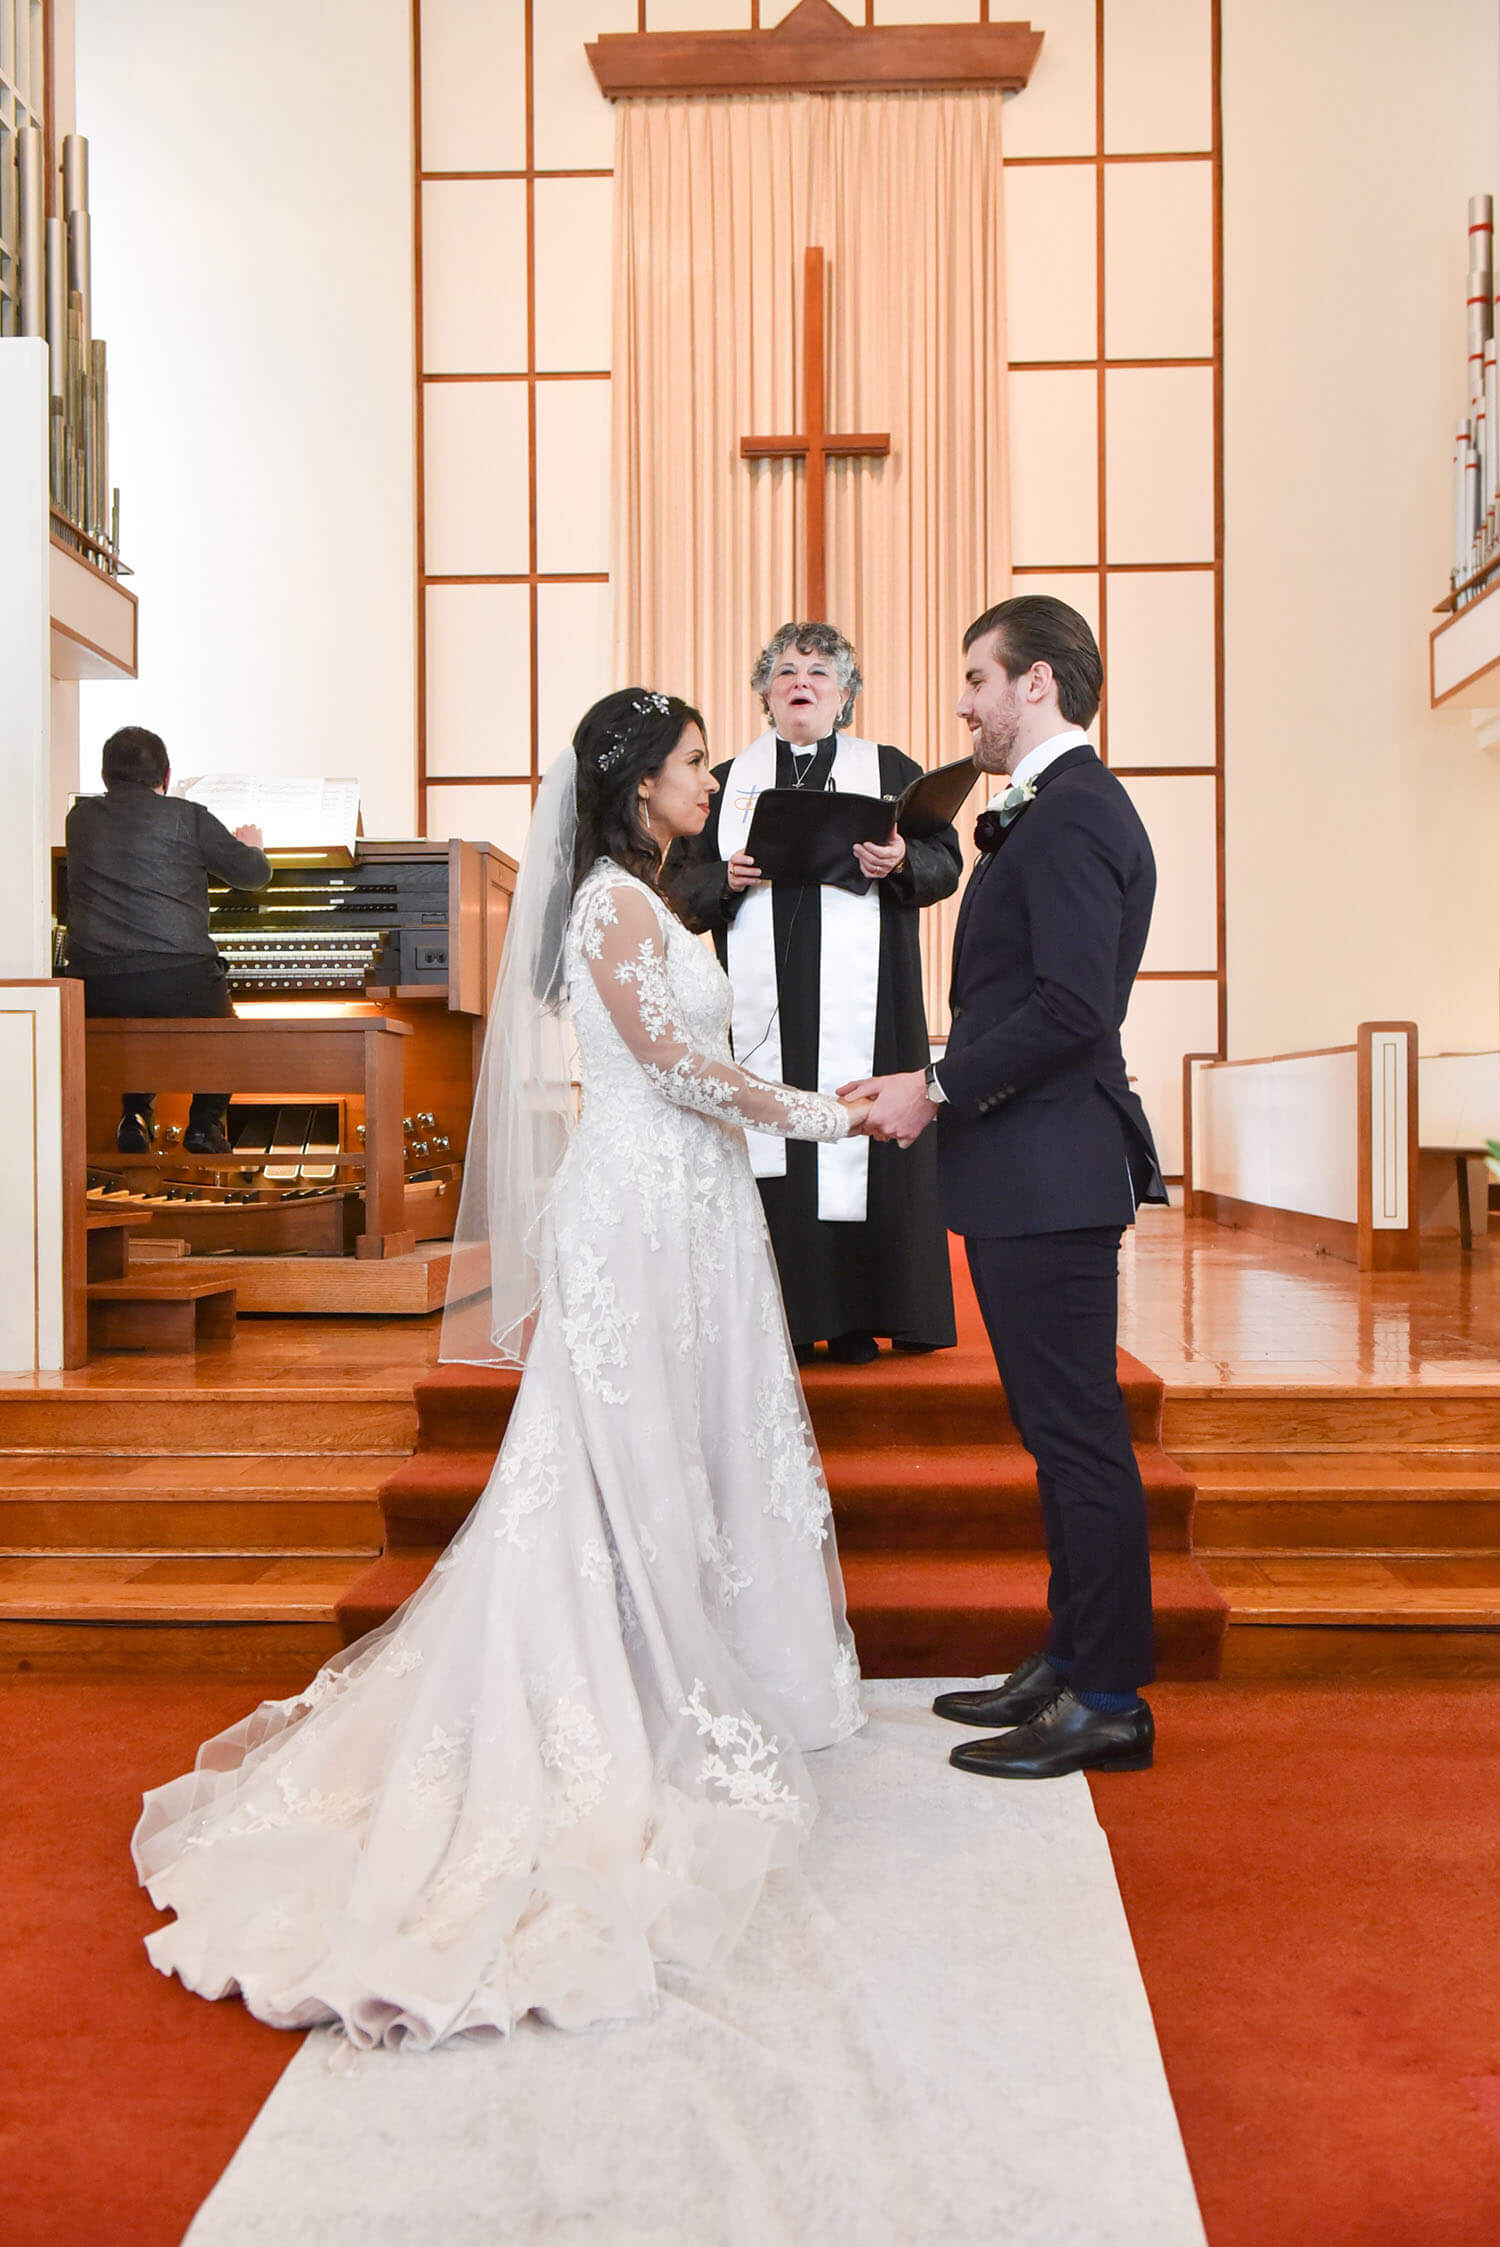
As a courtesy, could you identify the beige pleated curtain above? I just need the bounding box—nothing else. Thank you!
[611,91,1011,1027]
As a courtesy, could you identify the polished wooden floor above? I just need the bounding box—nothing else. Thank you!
[1124,1207,1500,1389]
[1127,1211,1500,1675]
[2,1210,1497,1676]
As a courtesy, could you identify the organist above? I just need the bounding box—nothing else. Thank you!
[64,726,271,1154]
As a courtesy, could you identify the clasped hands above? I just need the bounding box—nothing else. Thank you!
[837,1068,935,1148]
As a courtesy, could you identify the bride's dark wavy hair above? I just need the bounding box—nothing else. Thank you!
[571,688,707,894]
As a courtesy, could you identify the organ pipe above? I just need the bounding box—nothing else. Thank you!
[10,132,123,576]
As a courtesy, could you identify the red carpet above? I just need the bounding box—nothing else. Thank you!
[1,1676,308,2247]
[1093,1681,1500,2247]
[8,1674,1500,2245]
[339,1241,1228,1676]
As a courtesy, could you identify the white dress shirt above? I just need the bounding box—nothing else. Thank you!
[1008,726,1094,793]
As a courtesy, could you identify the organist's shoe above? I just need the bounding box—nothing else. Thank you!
[183,1120,232,1154]
[116,1106,155,1154]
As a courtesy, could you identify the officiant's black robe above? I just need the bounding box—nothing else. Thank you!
[668,736,962,1352]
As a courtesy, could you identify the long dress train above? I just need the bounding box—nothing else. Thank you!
[132,861,865,2049]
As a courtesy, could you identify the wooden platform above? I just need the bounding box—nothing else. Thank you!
[2,1211,1498,1679]
[1138,1214,1500,1676]
[189,1244,451,1316]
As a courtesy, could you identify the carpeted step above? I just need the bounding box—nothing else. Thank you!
[407,1349,1165,1457]
[825,1444,1195,1552]
[372,1440,1199,1556]
[839,1549,1228,1681]
[376,1450,496,1546]
[336,1550,439,1642]
[412,1366,520,1451]
[336,1545,1228,1679]
[801,1348,1165,1453]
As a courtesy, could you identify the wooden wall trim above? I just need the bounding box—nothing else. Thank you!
[1197,1040,1357,1071]
[1192,1190,1360,1267]
[586,1,1042,101]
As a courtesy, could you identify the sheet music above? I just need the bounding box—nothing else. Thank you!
[173,775,360,853]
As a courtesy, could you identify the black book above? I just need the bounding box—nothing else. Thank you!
[744,755,981,890]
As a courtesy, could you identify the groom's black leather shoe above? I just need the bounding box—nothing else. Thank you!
[949,1688,1154,1779]
[932,1650,1065,1730]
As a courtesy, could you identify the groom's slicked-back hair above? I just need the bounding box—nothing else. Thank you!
[964,595,1103,730]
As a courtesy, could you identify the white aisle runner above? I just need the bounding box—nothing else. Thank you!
[185,1682,1205,2247]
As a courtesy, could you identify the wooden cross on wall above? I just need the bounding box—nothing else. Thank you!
[739,246,890,623]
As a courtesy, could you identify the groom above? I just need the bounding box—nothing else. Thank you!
[843,595,1167,1778]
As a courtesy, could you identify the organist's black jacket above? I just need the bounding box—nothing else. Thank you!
[936,743,1167,1237]
[65,782,271,975]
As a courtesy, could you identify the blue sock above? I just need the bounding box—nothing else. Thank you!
[1074,1687,1141,1715]
[1044,1653,1073,1675]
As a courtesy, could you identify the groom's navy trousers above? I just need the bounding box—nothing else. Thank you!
[965,1226,1154,1691]
[936,744,1169,1696]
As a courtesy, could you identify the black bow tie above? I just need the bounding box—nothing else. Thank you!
[974,809,1004,855]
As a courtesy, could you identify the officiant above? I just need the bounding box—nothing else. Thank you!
[668,621,961,1362]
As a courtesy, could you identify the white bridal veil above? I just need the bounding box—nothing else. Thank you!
[439,749,581,1367]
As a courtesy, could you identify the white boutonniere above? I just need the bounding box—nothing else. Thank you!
[996,777,1038,829]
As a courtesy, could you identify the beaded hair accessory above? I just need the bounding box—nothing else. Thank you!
[595,691,674,773]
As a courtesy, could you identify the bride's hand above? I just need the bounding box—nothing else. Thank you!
[840,1095,877,1135]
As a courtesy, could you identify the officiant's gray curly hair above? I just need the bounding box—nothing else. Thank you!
[750,622,863,730]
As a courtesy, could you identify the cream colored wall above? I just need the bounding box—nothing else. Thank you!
[1222,0,1500,1058]
[70,0,417,838]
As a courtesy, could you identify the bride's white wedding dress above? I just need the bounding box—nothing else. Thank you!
[133,860,865,2050]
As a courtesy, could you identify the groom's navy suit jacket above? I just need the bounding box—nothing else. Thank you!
[936,744,1167,1238]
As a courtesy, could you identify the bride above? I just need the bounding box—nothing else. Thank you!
[133,688,871,2050]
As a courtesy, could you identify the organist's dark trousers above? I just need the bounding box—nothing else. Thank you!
[965,1227,1155,1693]
[72,954,233,1127]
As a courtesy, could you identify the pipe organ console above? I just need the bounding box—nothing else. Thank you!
[54,838,515,1308]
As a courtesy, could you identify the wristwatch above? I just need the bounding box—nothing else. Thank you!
[923,1061,948,1105]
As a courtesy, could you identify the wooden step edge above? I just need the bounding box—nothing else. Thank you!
[0,1543,383,1560]
[1221,1617,1500,1635]
[0,1618,343,1680]
[86,1275,240,1301]
[0,1383,419,1404]
[1219,1623,1500,1681]
[1174,1451,1500,1471]
[1162,1381,1500,1401]
[1194,1536,1500,1554]
[1194,1474,1500,1492]
[0,1595,350,1624]
[0,1475,401,1494]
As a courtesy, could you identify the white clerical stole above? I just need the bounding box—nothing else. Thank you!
[717,731,883,1222]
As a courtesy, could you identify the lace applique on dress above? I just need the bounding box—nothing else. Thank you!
[408,1722,470,1811]
[830,1642,863,1740]
[558,1241,638,1404]
[532,1689,612,1834]
[749,1372,832,1544]
[682,1684,804,1825]
[578,1537,612,1585]
[494,1400,565,1544]
[406,1814,535,1947]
